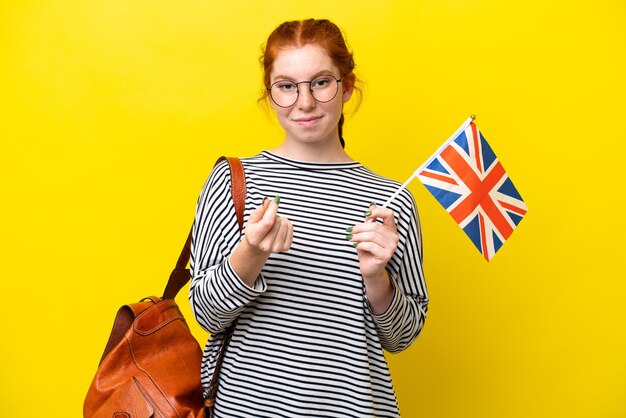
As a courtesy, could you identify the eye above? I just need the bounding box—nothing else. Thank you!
[311,76,333,89]
[275,81,297,92]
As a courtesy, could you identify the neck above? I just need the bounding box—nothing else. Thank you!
[272,137,352,163]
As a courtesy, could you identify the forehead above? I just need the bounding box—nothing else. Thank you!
[270,44,340,81]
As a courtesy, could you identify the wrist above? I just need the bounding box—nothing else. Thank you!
[363,269,393,315]
[362,269,390,286]
[229,235,271,287]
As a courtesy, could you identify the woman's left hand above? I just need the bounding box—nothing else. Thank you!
[348,204,399,280]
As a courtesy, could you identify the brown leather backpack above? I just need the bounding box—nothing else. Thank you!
[84,157,245,418]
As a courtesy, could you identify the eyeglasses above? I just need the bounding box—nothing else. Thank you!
[267,75,342,108]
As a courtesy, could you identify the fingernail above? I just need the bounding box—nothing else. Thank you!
[274,195,281,204]
[345,234,353,240]
[352,242,359,248]
[364,211,372,217]
[370,202,377,207]
[345,227,353,233]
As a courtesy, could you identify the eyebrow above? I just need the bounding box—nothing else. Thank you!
[271,70,337,83]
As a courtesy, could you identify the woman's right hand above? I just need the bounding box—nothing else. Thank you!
[230,196,292,286]
[244,196,293,255]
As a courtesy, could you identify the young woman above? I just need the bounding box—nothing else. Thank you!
[190,19,428,418]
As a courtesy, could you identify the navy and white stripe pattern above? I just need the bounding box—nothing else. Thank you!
[190,151,428,418]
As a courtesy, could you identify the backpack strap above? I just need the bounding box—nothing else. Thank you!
[162,157,246,300]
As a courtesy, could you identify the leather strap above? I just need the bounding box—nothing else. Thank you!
[162,157,246,300]
[204,322,235,416]
[219,156,246,232]
[203,157,247,417]
[160,156,246,417]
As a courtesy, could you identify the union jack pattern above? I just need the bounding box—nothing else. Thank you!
[417,122,527,261]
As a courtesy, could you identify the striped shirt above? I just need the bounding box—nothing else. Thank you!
[190,151,428,418]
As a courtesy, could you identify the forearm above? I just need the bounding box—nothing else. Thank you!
[189,258,266,334]
[371,285,427,353]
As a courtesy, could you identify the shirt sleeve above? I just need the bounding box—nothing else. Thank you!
[370,189,429,353]
[189,160,266,335]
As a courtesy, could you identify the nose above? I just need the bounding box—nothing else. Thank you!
[296,84,316,110]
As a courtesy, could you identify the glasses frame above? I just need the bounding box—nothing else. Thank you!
[267,75,343,108]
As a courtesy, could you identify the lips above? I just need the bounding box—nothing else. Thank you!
[293,116,323,126]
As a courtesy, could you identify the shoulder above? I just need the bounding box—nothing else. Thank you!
[198,155,250,199]
[203,158,231,190]
[231,153,274,173]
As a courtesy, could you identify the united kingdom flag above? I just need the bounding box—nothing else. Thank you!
[417,121,527,261]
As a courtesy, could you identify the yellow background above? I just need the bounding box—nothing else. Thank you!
[2,1,625,417]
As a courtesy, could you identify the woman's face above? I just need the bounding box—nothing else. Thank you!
[269,44,353,146]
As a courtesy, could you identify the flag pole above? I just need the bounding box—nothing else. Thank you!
[381,115,476,208]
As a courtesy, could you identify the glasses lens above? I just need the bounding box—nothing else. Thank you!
[269,76,340,107]
[310,76,339,103]
[270,81,298,107]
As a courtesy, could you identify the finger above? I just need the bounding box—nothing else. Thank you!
[284,220,294,250]
[248,198,270,223]
[349,221,397,239]
[350,230,396,251]
[363,203,376,223]
[262,197,280,222]
[255,220,279,252]
[255,197,280,235]
[365,206,397,231]
[271,217,292,252]
[353,240,395,260]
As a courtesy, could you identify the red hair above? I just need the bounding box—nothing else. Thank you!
[259,19,361,147]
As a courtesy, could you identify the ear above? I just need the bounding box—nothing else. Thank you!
[341,73,355,103]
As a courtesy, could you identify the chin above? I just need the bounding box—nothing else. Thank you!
[293,133,335,144]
